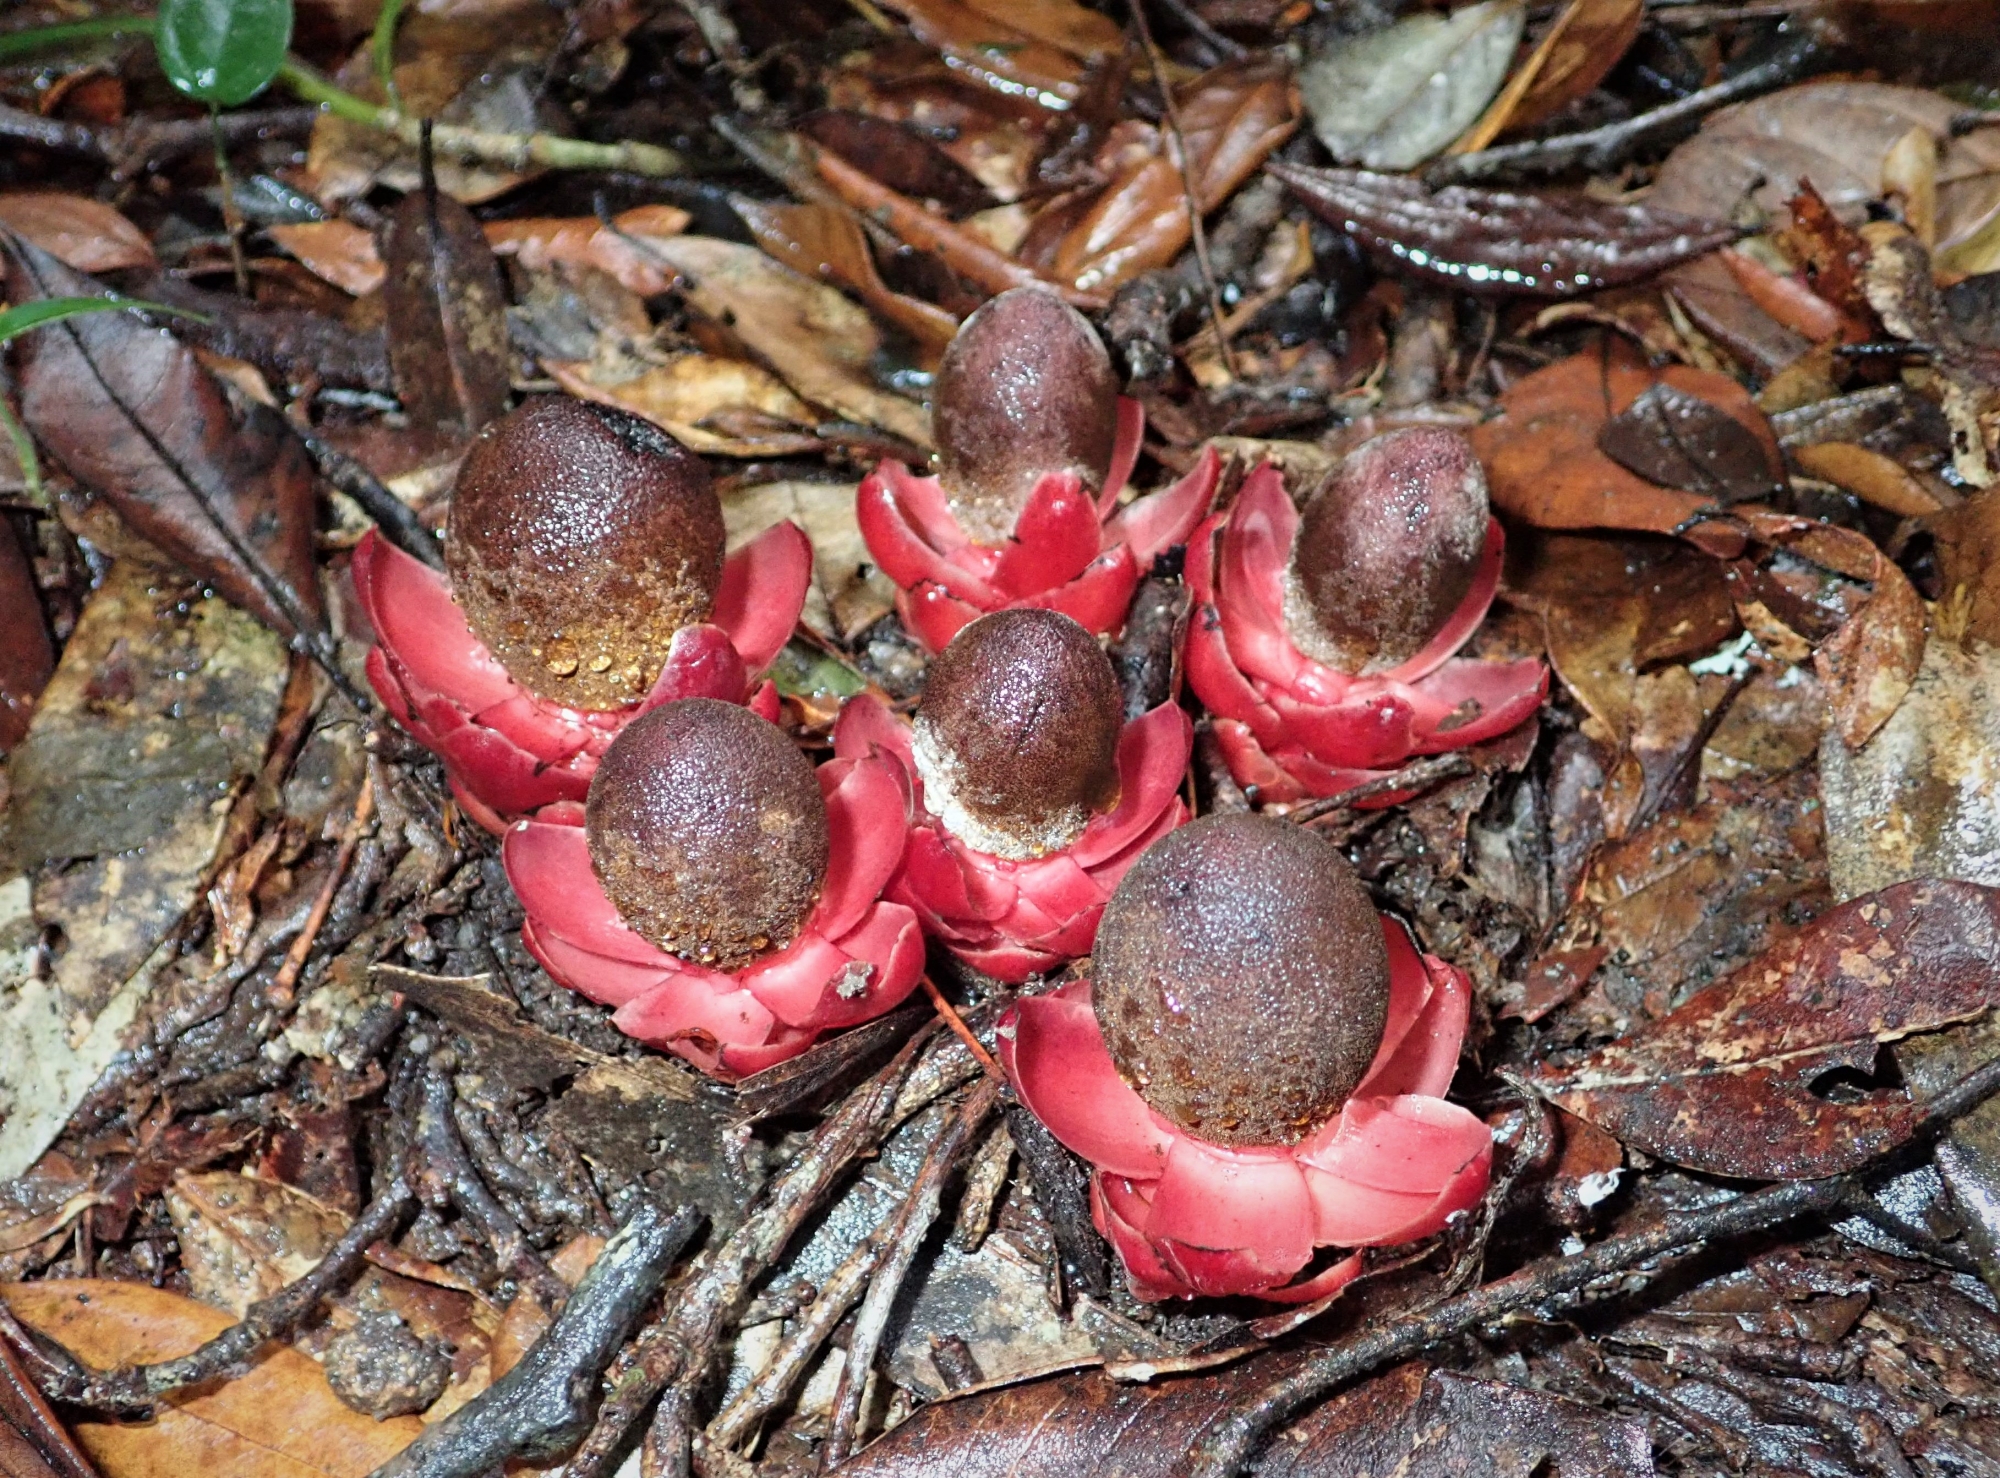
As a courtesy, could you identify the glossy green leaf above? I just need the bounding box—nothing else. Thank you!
[157,0,294,106]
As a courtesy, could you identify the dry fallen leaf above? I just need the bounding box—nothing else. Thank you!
[0,194,155,273]
[546,354,823,459]
[1,1280,422,1478]
[1453,0,1643,151]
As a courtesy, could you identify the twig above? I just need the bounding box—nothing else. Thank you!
[708,1185,902,1446]
[1423,27,1829,186]
[12,1174,414,1411]
[1187,1050,2000,1478]
[561,1031,957,1478]
[920,976,1002,1080]
[1283,752,1473,825]
[415,1067,568,1305]
[270,769,376,1006]
[298,428,442,569]
[1148,0,1247,63]
[371,1200,702,1478]
[819,1077,1003,1470]
[1128,0,1236,381]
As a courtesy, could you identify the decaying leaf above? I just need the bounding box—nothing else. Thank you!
[1051,58,1299,298]
[1597,381,1786,505]
[1299,1,1525,171]
[639,235,932,449]
[723,479,893,642]
[1452,0,1643,152]
[1,1280,423,1478]
[380,184,511,435]
[1652,81,2000,373]
[547,354,822,459]
[166,1171,352,1317]
[0,561,288,1180]
[871,0,1113,111]
[4,237,324,644]
[0,193,154,274]
[1470,340,1780,532]
[733,197,959,358]
[0,521,52,753]
[1533,879,2000,1179]
[1270,163,1739,299]
[841,1356,1653,1478]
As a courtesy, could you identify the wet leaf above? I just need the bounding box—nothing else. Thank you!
[1453,0,1642,152]
[380,183,511,435]
[723,478,893,642]
[0,562,288,1180]
[1532,878,2000,1180]
[797,112,995,216]
[3,237,323,644]
[1270,162,1738,299]
[732,197,959,357]
[166,1171,350,1317]
[157,0,293,106]
[1791,441,1945,517]
[874,0,1092,110]
[1299,0,1525,171]
[0,195,153,274]
[640,235,932,449]
[1652,81,2000,372]
[1,1280,422,1478]
[1470,340,1781,532]
[267,220,386,296]
[1597,381,1786,505]
[0,516,52,755]
[546,353,822,459]
[1053,58,1299,297]
[841,1356,1654,1478]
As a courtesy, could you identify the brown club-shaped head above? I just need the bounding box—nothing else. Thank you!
[912,609,1122,860]
[447,397,726,710]
[585,699,828,970]
[933,287,1120,544]
[1282,428,1489,674]
[1092,813,1390,1147]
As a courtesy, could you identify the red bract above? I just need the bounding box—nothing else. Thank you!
[857,406,1222,652]
[832,692,1192,982]
[502,752,924,1081]
[1184,463,1546,804]
[353,523,811,832]
[1000,919,1489,1301]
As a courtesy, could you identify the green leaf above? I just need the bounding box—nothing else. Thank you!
[157,0,294,107]
[371,0,412,101]
[0,17,157,63]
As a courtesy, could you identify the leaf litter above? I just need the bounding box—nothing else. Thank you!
[3,3,2000,1477]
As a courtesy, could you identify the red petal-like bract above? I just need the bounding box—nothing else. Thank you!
[1183,462,1547,804]
[856,401,1221,652]
[502,748,922,1081]
[999,918,1490,1301]
[834,693,1193,982]
[353,521,811,832]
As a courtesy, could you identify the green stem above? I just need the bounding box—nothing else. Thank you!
[0,15,687,177]
[0,397,45,513]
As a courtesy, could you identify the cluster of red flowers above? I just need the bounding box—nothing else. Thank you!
[354,289,1545,1303]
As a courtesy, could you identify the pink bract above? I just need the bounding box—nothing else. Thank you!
[502,750,924,1081]
[999,917,1490,1301]
[353,522,811,833]
[833,692,1192,983]
[1184,462,1547,806]
[857,401,1222,652]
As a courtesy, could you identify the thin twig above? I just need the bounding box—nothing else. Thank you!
[1284,752,1474,825]
[298,428,442,569]
[819,1078,1004,1470]
[1128,0,1236,381]
[416,1067,568,1305]
[1423,27,1829,186]
[270,769,376,1006]
[1188,1049,2000,1478]
[371,1200,702,1478]
[12,1173,414,1410]
[920,975,1003,1080]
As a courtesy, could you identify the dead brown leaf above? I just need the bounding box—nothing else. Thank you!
[1453,0,1642,152]
[0,522,53,754]
[381,186,511,436]
[1,1280,422,1478]
[1051,58,1299,297]
[731,197,958,358]
[1469,339,1780,534]
[0,195,153,274]
[1533,878,2000,1179]
[546,355,823,459]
